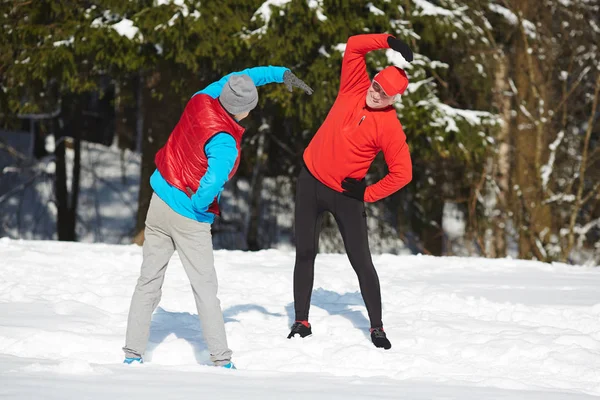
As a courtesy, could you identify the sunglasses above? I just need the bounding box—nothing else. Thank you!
[371,81,393,99]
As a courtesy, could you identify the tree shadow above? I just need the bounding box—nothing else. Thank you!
[146,304,283,364]
[223,304,283,323]
[285,288,371,339]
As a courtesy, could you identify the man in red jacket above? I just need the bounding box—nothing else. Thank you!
[288,34,413,350]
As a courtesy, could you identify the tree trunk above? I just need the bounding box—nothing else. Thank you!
[54,131,70,240]
[490,53,511,258]
[245,130,267,251]
[411,190,444,256]
[423,198,444,256]
[114,78,136,151]
[70,126,81,238]
[509,1,553,260]
[54,112,81,241]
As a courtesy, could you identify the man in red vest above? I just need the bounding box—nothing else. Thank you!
[123,66,312,368]
[287,34,413,350]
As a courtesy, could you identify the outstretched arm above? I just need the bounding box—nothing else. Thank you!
[195,66,291,99]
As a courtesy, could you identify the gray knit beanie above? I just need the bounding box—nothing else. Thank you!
[219,75,258,115]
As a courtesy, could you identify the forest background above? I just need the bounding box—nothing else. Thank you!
[0,0,598,265]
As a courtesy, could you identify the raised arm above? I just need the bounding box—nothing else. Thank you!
[339,34,392,96]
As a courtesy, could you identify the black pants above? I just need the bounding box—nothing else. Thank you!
[293,166,382,328]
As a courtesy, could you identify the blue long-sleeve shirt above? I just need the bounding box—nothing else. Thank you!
[151,66,289,223]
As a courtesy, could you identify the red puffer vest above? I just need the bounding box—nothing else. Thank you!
[155,94,244,215]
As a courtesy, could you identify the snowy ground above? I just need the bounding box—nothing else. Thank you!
[1,239,599,399]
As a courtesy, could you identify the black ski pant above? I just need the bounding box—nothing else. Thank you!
[293,165,383,329]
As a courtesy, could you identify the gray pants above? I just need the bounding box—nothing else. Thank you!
[123,193,232,365]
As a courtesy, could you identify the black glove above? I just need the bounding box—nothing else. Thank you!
[341,177,367,201]
[283,70,314,95]
[387,36,413,62]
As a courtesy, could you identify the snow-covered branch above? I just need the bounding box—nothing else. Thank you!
[540,130,564,190]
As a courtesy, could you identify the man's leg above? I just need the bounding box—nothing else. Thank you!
[293,167,323,323]
[171,217,232,366]
[332,195,383,329]
[123,194,175,358]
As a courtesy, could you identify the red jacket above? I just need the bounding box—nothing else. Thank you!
[303,34,412,202]
[155,94,244,215]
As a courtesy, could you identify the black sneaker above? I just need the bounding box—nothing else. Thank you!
[370,327,391,349]
[287,321,312,338]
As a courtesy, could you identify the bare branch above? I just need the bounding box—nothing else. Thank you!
[0,138,28,162]
[508,78,537,125]
[581,181,600,206]
[550,66,592,119]
[565,72,600,259]
[470,164,489,257]
[266,131,296,157]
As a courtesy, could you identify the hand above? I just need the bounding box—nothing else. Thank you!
[283,70,314,95]
[341,177,367,201]
[387,36,413,62]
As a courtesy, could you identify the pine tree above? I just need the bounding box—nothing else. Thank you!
[241,0,499,254]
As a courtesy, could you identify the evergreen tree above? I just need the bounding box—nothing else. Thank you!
[1,0,597,263]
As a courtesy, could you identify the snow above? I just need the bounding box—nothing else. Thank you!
[429,60,450,69]
[154,0,201,29]
[247,0,326,36]
[156,0,184,5]
[1,238,599,398]
[541,130,565,189]
[434,104,497,126]
[412,0,456,17]
[443,202,466,240]
[53,37,74,47]
[90,16,104,28]
[488,4,537,39]
[318,45,331,57]
[248,0,293,36]
[90,13,142,40]
[308,0,328,21]
[546,193,577,204]
[417,99,500,133]
[575,219,600,239]
[333,43,346,53]
[406,77,433,93]
[590,19,600,34]
[111,19,140,40]
[367,2,385,16]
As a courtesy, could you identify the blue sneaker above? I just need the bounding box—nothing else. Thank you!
[123,357,143,364]
[220,362,236,369]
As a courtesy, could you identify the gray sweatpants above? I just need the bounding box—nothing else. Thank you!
[123,193,232,365]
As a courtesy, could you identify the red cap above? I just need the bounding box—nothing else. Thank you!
[373,66,409,96]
